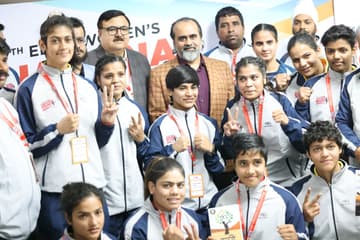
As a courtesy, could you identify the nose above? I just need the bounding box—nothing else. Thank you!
[228,24,234,33]
[89,215,98,226]
[333,50,340,59]
[299,58,307,67]
[320,148,329,157]
[247,165,255,174]
[170,185,180,195]
[244,79,253,87]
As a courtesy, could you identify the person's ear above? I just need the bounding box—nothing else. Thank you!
[64,213,72,225]
[148,181,155,195]
[39,39,46,54]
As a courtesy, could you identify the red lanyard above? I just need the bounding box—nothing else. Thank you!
[159,209,182,230]
[325,73,335,122]
[236,181,267,240]
[0,100,29,148]
[240,95,264,135]
[38,64,78,114]
[168,111,199,163]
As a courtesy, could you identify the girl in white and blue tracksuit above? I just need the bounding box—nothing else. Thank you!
[291,160,360,239]
[94,54,151,238]
[124,198,204,240]
[222,56,309,187]
[145,65,224,230]
[15,16,114,239]
[146,105,224,210]
[124,156,205,240]
[295,68,352,123]
[209,176,308,240]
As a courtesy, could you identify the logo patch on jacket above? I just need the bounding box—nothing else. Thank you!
[166,135,176,144]
[315,96,327,104]
[41,99,55,111]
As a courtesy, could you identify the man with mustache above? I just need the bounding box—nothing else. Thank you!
[69,17,95,81]
[277,0,320,67]
[0,23,19,102]
[148,17,234,126]
[205,6,254,79]
[0,37,15,104]
[85,10,150,110]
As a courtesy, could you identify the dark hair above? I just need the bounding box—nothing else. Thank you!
[94,54,127,85]
[234,56,266,101]
[235,56,266,79]
[69,17,86,35]
[303,121,342,152]
[0,38,10,56]
[287,32,318,53]
[0,23,4,31]
[251,23,278,45]
[231,133,267,163]
[321,24,356,48]
[170,17,202,40]
[40,14,74,45]
[144,156,185,199]
[97,10,130,29]
[215,6,244,31]
[165,65,199,90]
[61,182,104,219]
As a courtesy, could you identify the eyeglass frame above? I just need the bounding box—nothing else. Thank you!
[101,26,130,36]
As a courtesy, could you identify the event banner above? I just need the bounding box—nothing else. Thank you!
[0,0,334,81]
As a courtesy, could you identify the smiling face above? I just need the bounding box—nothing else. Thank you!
[307,139,342,178]
[235,150,266,188]
[96,61,127,101]
[289,42,323,78]
[236,63,264,101]
[324,39,355,73]
[169,82,198,111]
[66,195,104,240]
[217,14,244,51]
[148,169,186,212]
[39,25,74,71]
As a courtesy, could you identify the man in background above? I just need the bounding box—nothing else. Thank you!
[69,17,95,81]
[85,10,150,110]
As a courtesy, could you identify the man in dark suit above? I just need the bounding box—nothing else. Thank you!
[85,10,150,110]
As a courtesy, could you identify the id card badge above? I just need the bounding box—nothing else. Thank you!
[70,136,89,164]
[189,174,204,198]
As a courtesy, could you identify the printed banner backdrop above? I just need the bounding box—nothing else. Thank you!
[0,0,334,81]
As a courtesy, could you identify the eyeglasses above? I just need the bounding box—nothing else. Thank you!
[75,37,87,45]
[102,26,130,35]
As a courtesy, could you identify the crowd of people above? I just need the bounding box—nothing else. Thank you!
[1,0,360,239]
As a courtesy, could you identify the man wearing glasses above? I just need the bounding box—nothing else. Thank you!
[69,17,95,81]
[85,10,150,110]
